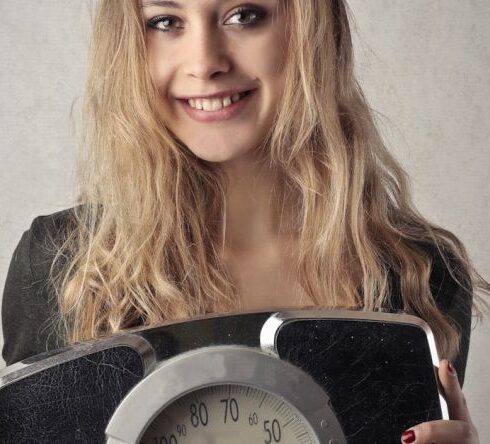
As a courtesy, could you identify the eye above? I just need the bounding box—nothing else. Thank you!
[147,15,182,33]
[146,6,267,33]
[226,7,267,27]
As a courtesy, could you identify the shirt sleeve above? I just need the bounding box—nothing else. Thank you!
[1,218,61,367]
[428,245,474,389]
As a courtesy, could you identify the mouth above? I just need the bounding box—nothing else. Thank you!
[176,88,255,103]
[176,88,258,123]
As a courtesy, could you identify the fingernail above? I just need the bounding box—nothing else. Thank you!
[401,429,416,443]
[447,360,457,375]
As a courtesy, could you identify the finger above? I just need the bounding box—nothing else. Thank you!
[438,359,472,423]
[401,419,478,444]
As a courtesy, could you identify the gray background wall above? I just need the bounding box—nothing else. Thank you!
[1,0,489,439]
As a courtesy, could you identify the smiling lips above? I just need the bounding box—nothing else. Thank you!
[186,91,248,111]
[176,87,257,101]
[178,89,257,123]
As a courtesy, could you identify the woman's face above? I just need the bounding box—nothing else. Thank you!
[141,0,287,164]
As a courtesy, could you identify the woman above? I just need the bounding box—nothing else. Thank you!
[2,0,488,442]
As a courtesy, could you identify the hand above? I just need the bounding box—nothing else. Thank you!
[400,359,479,443]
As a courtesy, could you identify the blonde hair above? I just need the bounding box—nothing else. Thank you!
[48,0,489,364]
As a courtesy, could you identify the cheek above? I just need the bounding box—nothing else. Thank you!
[252,27,288,81]
[145,35,158,76]
[260,39,288,101]
[146,40,175,97]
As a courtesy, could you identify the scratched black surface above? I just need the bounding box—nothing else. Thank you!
[138,311,272,360]
[276,319,442,444]
[0,346,144,443]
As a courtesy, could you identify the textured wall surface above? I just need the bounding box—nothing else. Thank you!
[1,0,488,439]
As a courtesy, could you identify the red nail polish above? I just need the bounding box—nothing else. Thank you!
[447,360,456,375]
[401,429,416,443]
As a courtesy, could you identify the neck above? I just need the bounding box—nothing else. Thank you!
[218,154,292,257]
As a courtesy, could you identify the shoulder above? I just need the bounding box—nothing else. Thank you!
[4,205,80,286]
[389,239,473,312]
[29,205,80,247]
[416,240,473,313]
[27,205,80,281]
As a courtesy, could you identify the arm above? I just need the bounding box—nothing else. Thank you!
[389,241,474,387]
[398,245,479,442]
[427,244,473,388]
[2,217,62,366]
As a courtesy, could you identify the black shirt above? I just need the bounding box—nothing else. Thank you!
[1,207,474,387]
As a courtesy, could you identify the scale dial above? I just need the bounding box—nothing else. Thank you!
[106,346,346,444]
[140,384,319,444]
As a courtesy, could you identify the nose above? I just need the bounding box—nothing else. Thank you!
[183,25,232,80]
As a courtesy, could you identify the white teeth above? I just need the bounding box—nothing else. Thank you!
[203,99,220,112]
[222,96,232,107]
[188,93,243,111]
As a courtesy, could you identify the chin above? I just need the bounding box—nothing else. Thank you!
[189,146,255,164]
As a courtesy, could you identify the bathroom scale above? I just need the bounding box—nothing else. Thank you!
[0,308,447,443]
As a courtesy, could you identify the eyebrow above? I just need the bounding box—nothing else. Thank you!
[141,1,183,8]
[141,0,236,9]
